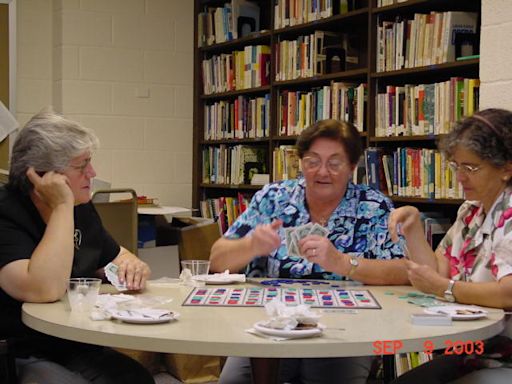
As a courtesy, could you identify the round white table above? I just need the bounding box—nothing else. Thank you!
[22,282,505,382]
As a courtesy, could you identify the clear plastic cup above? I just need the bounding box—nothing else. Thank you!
[180,260,210,276]
[67,278,101,313]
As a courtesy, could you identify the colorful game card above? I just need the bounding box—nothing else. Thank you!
[183,287,381,309]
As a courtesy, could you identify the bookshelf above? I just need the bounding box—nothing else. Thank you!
[193,0,481,229]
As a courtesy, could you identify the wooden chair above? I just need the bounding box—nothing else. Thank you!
[92,189,138,255]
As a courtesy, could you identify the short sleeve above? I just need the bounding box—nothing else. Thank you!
[0,218,38,268]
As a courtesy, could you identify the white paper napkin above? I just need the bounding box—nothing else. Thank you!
[193,269,246,283]
[180,268,206,287]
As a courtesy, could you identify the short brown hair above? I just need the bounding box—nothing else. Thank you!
[296,119,362,165]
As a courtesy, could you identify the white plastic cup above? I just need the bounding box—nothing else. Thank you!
[67,278,101,313]
[180,260,210,276]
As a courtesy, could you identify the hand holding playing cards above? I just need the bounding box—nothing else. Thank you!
[117,257,150,290]
[299,235,342,272]
[388,206,423,243]
[249,219,283,257]
[406,260,448,297]
[105,254,150,291]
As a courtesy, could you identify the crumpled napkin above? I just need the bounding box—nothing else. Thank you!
[179,268,206,287]
[263,299,321,330]
[90,294,136,320]
[90,293,173,321]
[192,269,246,283]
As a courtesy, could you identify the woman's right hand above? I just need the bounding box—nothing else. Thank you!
[249,219,283,257]
[26,167,74,209]
[388,206,423,243]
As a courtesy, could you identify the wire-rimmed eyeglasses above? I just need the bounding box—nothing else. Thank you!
[448,161,482,175]
[302,156,347,175]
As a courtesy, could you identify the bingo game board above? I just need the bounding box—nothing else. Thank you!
[183,287,381,309]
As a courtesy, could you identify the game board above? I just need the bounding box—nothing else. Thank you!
[183,287,381,309]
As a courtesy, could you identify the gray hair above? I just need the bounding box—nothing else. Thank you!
[8,107,99,193]
[439,108,512,167]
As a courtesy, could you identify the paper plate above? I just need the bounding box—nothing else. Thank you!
[424,305,488,320]
[253,321,324,339]
[111,310,178,324]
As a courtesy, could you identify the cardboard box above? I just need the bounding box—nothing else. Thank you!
[171,217,219,262]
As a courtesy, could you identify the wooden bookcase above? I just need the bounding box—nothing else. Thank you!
[192,0,481,224]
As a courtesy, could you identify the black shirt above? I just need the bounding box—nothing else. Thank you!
[0,187,119,353]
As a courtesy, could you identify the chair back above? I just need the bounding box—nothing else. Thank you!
[179,221,221,261]
[92,189,138,255]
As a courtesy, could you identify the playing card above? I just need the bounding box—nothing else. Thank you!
[285,227,294,253]
[295,223,313,240]
[105,262,128,291]
[309,223,329,237]
[290,231,301,256]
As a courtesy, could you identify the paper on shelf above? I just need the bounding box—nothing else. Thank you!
[0,101,18,142]
[137,206,192,216]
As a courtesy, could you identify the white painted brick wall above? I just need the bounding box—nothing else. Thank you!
[16,0,193,207]
[480,0,512,109]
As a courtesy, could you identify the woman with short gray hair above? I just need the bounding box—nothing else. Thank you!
[0,108,154,384]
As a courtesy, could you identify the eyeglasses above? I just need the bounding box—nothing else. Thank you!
[448,161,482,175]
[302,156,347,175]
[68,158,92,174]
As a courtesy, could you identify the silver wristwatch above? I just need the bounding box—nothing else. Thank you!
[443,279,456,303]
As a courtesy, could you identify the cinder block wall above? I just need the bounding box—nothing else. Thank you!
[16,0,193,207]
[480,0,512,109]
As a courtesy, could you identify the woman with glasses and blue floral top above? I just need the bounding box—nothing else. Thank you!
[211,119,409,384]
[389,108,512,384]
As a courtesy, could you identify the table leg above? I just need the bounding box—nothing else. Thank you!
[250,357,280,384]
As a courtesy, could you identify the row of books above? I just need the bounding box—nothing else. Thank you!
[204,94,271,141]
[376,11,478,72]
[394,352,433,377]
[275,31,339,81]
[278,82,366,136]
[273,0,334,29]
[365,147,464,200]
[273,146,301,182]
[377,0,408,7]
[375,78,480,137]
[200,193,250,234]
[202,145,267,186]
[197,0,260,47]
[202,45,271,95]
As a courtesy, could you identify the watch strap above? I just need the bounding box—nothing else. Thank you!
[347,255,359,278]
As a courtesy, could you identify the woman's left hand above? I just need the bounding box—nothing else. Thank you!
[406,260,449,297]
[299,235,343,273]
[116,257,151,291]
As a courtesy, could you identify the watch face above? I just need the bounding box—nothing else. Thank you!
[444,292,455,303]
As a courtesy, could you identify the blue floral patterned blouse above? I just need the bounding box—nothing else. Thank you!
[224,177,403,279]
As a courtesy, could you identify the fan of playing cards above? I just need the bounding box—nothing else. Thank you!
[285,223,329,256]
